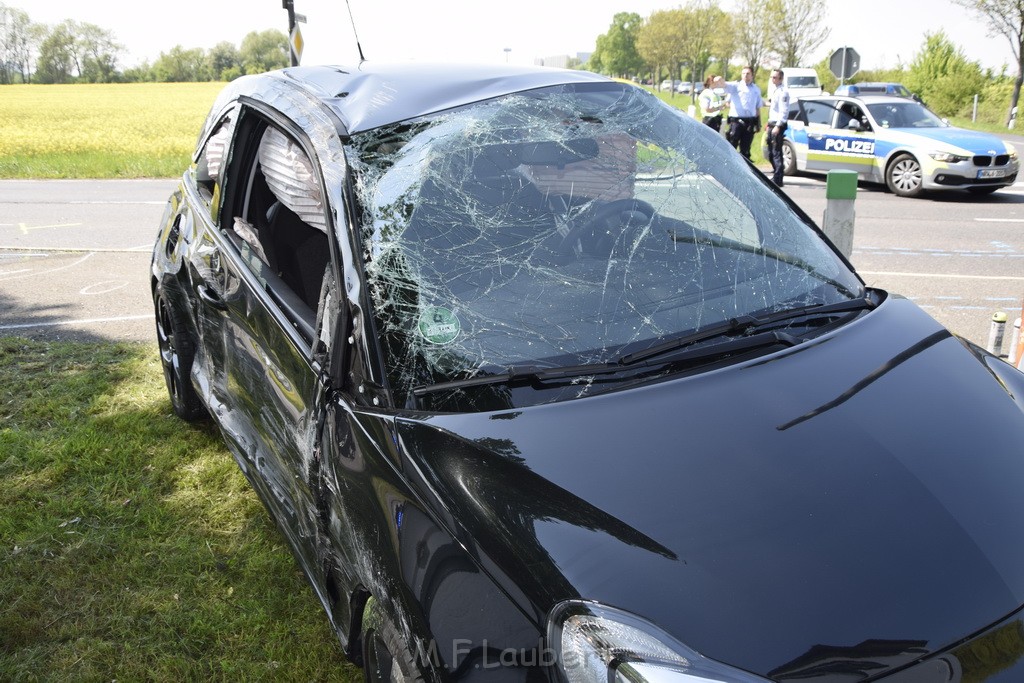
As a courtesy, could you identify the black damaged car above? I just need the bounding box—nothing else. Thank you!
[151,62,1024,683]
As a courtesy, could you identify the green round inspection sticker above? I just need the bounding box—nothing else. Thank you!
[418,307,460,345]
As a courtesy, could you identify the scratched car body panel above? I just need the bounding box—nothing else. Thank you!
[150,63,1024,683]
[779,94,1018,197]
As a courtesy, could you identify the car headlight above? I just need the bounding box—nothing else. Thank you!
[1007,144,1018,161]
[928,151,969,163]
[548,602,769,683]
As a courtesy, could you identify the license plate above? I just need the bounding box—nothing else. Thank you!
[978,169,1005,179]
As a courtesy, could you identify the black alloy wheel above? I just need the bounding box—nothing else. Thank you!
[362,598,427,683]
[154,291,206,421]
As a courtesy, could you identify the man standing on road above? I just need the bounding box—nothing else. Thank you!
[716,68,763,160]
[765,69,791,186]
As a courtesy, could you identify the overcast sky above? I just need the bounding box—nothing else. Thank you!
[23,0,1017,74]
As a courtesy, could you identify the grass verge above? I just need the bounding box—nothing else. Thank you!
[0,336,360,681]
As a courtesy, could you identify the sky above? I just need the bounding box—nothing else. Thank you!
[22,0,1018,74]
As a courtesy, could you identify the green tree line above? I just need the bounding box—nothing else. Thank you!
[0,2,288,84]
[587,0,1024,126]
[4,0,1023,125]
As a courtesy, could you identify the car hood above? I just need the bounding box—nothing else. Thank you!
[396,297,1024,680]
[888,126,1012,155]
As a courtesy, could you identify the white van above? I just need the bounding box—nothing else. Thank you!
[769,67,824,100]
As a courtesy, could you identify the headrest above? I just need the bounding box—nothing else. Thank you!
[518,138,599,167]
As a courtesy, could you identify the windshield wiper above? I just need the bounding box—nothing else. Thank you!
[411,296,875,400]
[411,361,634,399]
[617,296,876,366]
[668,229,862,298]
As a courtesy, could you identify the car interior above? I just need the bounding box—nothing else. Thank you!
[216,119,331,339]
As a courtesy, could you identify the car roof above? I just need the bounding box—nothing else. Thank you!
[808,94,913,105]
[221,62,612,135]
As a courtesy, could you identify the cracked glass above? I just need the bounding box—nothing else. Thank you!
[346,83,862,412]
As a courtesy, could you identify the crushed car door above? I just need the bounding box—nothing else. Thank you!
[179,110,236,404]
[198,107,336,595]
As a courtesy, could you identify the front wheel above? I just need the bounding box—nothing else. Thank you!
[362,598,427,683]
[886,153,924,197]
[154,290,206,421]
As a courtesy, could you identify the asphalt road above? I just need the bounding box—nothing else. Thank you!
[1,175,1023,350]
[0,179,173,343]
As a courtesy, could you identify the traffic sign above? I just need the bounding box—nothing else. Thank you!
[829,47,860,82]
[290,24,304,65]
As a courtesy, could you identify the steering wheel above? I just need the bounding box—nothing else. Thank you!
[559,198,656,257]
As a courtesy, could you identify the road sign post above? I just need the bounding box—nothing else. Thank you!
[829,47,861,85]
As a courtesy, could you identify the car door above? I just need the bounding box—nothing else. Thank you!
[192,103,338,594]
[806,98,877,176]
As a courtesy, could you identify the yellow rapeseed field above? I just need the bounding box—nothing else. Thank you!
[0,82,226,178]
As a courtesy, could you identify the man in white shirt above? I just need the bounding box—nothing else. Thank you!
[715,67,763,160]
[765,69,791,187]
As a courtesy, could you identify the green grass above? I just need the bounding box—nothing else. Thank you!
[0,337,360,681]
[0,152,191,179]
[644,86,769,167]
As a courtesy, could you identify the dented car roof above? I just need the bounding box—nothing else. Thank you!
[206,62,612,136]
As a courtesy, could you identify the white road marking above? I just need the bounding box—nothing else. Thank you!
[69,200,165,205]
[0,245,150,254]
[79,280,129,295]
[0,268,32,276]
[859,270,1024,281]
[0,251,95,282]
[0,314,152,331]
[975,218,1024,223]
[18,222,82,234]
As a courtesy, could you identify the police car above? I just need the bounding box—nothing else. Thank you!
[773,94,1018,197]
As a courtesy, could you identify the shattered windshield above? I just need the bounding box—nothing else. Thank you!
[347,83,862,412]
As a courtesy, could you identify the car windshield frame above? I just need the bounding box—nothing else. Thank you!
[345,82,864,412]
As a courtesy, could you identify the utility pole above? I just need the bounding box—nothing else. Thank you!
[283,0,298,66]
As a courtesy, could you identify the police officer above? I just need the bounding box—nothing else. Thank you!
[716,68,763,160]
[699,75,726,132]
[765,69,791,186]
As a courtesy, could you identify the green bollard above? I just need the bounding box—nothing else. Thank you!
[823,170,858,258]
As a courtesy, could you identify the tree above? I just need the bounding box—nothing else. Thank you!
[239,29,288,75]
[152,45,209,82]
[767,0,831,67]
[637,9,687,89]
[207,40,240,81]
[732,0,773,76]
[677,0,731,89]
[905,31,987,117]
[34,22,77,83]
[952,0,1024,125]
[0,2,33,83]
[77,22,122,83]
[590,12,645,79]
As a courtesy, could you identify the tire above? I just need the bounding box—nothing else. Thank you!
[362,598,427,683]
[154,290,206,421]
[782,141,797,176]
[967,186,1000,196]
[886,153,924,197]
